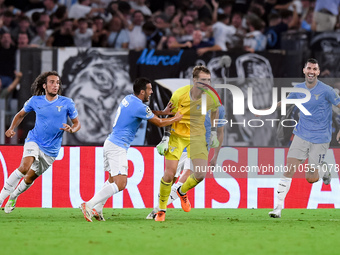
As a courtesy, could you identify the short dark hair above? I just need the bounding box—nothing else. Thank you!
[133,77,151,95]
[305,58,318,67]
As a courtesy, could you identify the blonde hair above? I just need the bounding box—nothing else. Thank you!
[192,65,210,78]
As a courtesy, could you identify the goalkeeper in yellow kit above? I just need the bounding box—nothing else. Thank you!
[155,66,221,221]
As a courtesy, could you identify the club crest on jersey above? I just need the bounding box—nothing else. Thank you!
[314,94,320,100]
[56,106,63,112]
[169,146,177,153]
[26,149,34,154]
[196,104,201,110]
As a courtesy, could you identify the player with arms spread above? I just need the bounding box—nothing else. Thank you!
[0,71,80,213]
[80,77,183,222]
[269,58,340,218]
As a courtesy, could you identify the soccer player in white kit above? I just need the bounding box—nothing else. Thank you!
[80,77,183,222]
[269,58,340,218]
[0,71,81,213]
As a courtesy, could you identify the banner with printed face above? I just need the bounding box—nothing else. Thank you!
[1,145,339,209]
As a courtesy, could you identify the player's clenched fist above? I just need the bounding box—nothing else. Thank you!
[156,131,170,155]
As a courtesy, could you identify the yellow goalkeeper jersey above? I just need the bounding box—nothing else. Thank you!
[170,85,220,137]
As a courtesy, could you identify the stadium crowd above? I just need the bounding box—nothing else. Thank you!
[0,0,339,93]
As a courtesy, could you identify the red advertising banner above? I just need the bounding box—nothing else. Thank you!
[0,146,339,209]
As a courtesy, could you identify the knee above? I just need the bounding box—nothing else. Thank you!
[163,171,175,183]
[193,172,206,182]
[115,180,127,191]
[306,177,319,184]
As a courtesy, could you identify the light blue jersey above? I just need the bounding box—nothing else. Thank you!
[288,81,340,143]
[24,95,78,157]
[108,94,154,150]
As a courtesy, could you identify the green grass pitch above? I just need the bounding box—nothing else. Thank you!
[0,208,339,255]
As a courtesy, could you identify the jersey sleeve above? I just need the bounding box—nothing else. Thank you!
[136,104,155,120]
[23,97,34,113]
[67,98,78,119]
[327,87,340,106]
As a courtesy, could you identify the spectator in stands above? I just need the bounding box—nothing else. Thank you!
[17,32,38,48]
[107,15,129,49]
[210,13,236,51]
[25,0,60,18]
[128,10,146,51]
[153,14,171,35]
[142,20,164,49]
[10,15,35,43]
[30,21,52,47]
[46,18,75,47]
[39,12,52,31]
[163,1,176,22]
[243,13,267,52]
[74,18,93,48]
[177,20,195,42]
[91,15,108,47]
[192,0,213,21]
[68,0,105,20]
[156,35,180,50]
[0,71,22,99]
[129,0,152,17]
[300,7,314,31]
[0,31,16,89]
[265,6,299,50]
[185,6,199,21]
[1,10,16,33]
[312,0,340,32]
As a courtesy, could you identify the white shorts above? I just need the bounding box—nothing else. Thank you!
[287,135,329,167]
[23,142,55,176]
[175,151,192,177]
[103,140,128,176]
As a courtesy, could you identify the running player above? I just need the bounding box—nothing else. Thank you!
[146,105,226,219]
[269,58,340,218]
[0,71,81,213]
[80,77,183,222]
[155,65,221,221]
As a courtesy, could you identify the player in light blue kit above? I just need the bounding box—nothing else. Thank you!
[269,58,340,218]
[80,77,183,222]
[0,71,80,213]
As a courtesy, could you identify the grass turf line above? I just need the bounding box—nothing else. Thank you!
[0,208,339,255]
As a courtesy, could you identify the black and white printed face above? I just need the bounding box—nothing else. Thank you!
[63,50,132,143]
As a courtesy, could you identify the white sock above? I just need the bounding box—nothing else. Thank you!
[10,180,33,200]
[276,177,292,209]
[0,169,24,204]
[93,180,110,213]
[167,182,182,205]
[87,182,119,209]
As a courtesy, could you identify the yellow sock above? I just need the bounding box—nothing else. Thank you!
[158,178,173,211]
[180,174,200,194]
